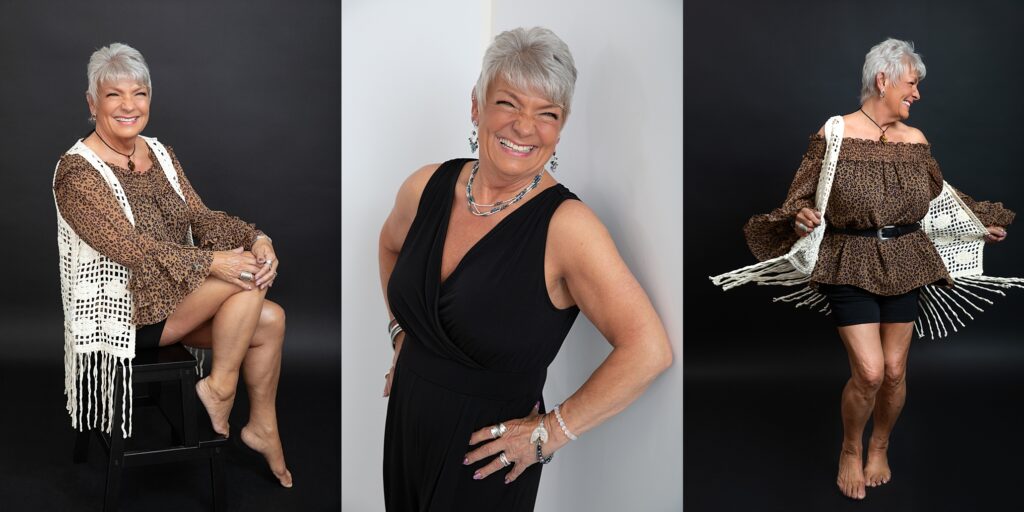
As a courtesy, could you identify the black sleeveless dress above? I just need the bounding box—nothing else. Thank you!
[385,158,581,511]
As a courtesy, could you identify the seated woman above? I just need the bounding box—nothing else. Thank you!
[53,42,292,488]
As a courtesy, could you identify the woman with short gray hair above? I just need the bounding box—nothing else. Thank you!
[378,27,672,509]
[54,42,292,487]
[736,38,1014,499]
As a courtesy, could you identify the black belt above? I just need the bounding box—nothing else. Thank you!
[829,222,920,241]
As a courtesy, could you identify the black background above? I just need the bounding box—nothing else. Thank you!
[685,0,1024,510]
[0,1,339,510]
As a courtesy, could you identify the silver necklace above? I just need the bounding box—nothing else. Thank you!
[465,161,544,217]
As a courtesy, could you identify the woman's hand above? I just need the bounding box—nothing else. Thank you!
[210,247,264,290]
[251,237,279,289]
[463,404,568,484]
[984,225,1008,243]
[793,207,822,237]
[383,333,404,397]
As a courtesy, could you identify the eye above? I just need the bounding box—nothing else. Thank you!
[105,92,118,97]
[497,100,515,107]
[542,112,560,120]
[135,91,148,97]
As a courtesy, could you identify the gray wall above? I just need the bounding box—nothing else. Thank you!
[342,0,682,509]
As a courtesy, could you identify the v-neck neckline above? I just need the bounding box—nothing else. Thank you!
[438,161,558,288]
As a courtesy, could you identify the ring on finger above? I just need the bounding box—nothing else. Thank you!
[796,221,809,232]
[490,423,508,439]
[499,452,511,467]
[240,271,254,281]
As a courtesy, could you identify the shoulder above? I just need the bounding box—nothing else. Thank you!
[895,124,928,144]
[54,153,100,190]
[549,198,611,255]
[396,163,443,206]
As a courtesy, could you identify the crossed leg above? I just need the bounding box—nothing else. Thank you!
[160,277,292,487]
[864,322,913,488]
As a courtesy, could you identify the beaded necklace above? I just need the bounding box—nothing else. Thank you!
[465,161,544,217]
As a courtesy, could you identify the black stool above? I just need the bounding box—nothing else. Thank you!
[73,344,228,511]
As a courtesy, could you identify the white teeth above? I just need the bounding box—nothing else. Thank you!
[499,138,534,153]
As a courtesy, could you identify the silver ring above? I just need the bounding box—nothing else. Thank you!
[239,271,254,281]
[499,452,511,467]
[796,221,809,233]
[489,422,508,439]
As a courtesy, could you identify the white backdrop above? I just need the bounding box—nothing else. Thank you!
[342,1,682,509]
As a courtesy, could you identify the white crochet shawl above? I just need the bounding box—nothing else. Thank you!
[711,118,1024,339]
[54,136,190,437]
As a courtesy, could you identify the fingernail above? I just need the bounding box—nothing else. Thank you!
[504,476,511,484]
[463,457,469,465]
[473,472,482,480]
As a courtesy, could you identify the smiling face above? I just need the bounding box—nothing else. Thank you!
[472,77,564,180]
[881,68,921,120]
[87,78,150,143]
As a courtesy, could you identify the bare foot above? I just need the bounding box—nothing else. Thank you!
[242,423,293,488]
[837,446,866,500]
[864,439,892,487]
[195,377,234,437]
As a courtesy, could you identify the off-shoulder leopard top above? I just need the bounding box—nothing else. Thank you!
[744,136,1015,296]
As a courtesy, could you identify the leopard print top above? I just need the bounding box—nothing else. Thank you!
[744,136,1016,295]
[53,143,259,325]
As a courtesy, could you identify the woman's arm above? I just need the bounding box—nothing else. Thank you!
[54,156,264,315]
[378,164,439,396]
[466,200,672,483]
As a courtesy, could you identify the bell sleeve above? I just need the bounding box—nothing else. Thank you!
[164,146,262,251]
[743,139,826,261]
[956,190,1015,227]
[53,155,214,325]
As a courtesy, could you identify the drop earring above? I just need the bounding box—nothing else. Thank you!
[547,151,558,173]
[468,122,479,153]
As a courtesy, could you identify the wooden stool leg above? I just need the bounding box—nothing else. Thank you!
[73,429,91,463]
[211,446,227,511]
[180,368,199,447]
[104,370,126,512]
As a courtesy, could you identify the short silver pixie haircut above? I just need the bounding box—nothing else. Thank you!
[860,38,926,104]
[474,27,577,119]
[87,43,152,103]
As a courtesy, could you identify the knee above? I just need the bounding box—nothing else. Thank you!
[260,300,286,331]
[882,363,906,388]
[852,365,884,393]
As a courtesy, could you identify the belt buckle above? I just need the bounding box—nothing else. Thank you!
[877,225,896,241]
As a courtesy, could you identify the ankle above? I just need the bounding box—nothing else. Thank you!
[245,422,279,436]
[840,442,862,457]
[868,436,890,451]
[202,375,237,400]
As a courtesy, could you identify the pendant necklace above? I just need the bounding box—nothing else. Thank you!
[859,108,890,144]
[94,131,138,172]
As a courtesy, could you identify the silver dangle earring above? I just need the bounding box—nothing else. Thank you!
[547,151,558,172]
[468,122,479,153]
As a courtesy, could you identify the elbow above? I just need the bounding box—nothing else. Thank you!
[654,340,673,374]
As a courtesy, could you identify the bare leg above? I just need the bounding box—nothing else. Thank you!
[164,278,266,437]
[836,323,885,500]
[175,294,292,487]
[239,301,291,488]
[864,322,913,487]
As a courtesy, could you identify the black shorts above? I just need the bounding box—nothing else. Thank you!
[818,284,920,327]
[136,320,167,350]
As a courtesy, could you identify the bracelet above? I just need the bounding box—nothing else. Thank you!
[534,414,554,464]
[553,404,578,441]
[255,233,273,244]
[388,318,403,349]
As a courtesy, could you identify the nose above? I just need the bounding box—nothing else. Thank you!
[512,113,535,137]
[120,95,136,112]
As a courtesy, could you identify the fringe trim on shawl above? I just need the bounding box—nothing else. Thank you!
[709,256,811,290]
[760,276,1024,340]
[916,276,1024,339]
[185,346,208,377]
[64,350,134,438]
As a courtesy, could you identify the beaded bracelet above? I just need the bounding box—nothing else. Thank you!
[553,404,578,441]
